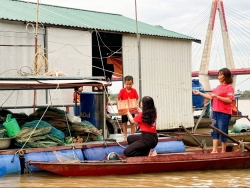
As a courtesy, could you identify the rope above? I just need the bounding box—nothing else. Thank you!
[0,90,15,107]
[84,132,90,143]
[115,141,126,149]
[95,30,106,79]
[236,76,250,87]
[101,83,126,141]
[17,82,60,150]
[11,82,60,161]
[33,50,49,75]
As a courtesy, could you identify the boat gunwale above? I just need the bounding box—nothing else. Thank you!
[27,150,250,166]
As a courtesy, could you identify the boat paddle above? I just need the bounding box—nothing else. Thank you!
[207,121,250,152]
[180,125,206,152]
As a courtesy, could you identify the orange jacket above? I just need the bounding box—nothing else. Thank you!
[73,92,80,103]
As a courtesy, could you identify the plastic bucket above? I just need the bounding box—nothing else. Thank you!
[80,92,104,129]
[3,114,20,137]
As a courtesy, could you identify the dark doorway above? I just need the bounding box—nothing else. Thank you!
[92,32,122,82]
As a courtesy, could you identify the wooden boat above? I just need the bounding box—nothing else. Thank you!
[176,118,250,147]
[27,150,250,176]
[193,115,248,128]
[175,131,250,146]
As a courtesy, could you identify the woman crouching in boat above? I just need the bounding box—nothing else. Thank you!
[124,96,158,157]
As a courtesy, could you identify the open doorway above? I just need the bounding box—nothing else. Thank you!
[92,31,123,84]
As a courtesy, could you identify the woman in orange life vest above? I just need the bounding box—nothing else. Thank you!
[73,86,83,116]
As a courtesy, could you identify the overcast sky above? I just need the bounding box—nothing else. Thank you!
[23,0,250,32]
[23,0,250,92]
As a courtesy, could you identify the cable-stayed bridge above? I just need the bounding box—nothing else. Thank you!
[179,0,250,89]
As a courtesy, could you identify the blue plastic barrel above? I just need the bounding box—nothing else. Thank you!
[192,79,204,108]
[0,154,21,177]
[80,92,104,129]
[83,146,126,160]
[25,149,84,171]
[153,140,186,153]
[83,140,186,160]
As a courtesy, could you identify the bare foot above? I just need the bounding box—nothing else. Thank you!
[148,150,157,156]
[221,151,226,153]
[210,151,218,154]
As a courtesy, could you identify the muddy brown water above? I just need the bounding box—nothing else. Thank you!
[1,169,250,187]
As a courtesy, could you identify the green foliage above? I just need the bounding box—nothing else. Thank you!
[106,88,118,102]
[237,90,250,99]
[109,93,118,101]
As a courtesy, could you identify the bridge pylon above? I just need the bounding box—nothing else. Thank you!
[199,0,235,90]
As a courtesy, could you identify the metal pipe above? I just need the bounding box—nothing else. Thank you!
[44,27,49,104]
[33,0,40,113]
[103,91,107,139]
[0,103,79,109]
[134,0,142,98]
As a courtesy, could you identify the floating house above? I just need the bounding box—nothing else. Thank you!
[0,0,201,130]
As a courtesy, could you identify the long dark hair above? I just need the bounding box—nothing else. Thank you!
[218,68,233,84]
[142,96,156,125]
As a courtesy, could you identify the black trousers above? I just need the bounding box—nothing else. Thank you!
[123,132,158,157]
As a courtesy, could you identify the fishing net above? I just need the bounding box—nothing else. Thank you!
[15,120,65,148]
[16,126,51,138]
[27,140,59,148]
[70,134,103,143]
[29,107,68,130]
[0,127,6,138]
[70,120,104,142]
[0,109,30,126]
[53,151,80,163]
[71,120,102,136]
[16,135,47,143]
[21,120,65,141]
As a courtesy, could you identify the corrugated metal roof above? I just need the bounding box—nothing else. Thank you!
[0,0,200,43]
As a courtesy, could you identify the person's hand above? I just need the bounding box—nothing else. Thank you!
[106,113,110,119]
[127,110,131,116]
[127,110,132,119]
[193,90,200,95]
[211,93,217,98]
[137,107,142,113]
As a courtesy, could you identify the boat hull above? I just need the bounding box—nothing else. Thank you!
[28,151,250,176]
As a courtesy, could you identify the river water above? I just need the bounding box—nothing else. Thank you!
[0,100,249,187]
